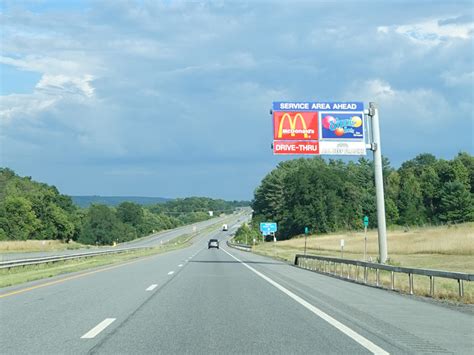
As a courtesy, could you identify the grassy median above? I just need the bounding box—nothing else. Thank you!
[0,234,193,288]
[251,223,474,303]
[0,239,89,253]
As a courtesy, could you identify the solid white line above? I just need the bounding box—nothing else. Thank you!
[178,264,183,267]
[221,248,389,355]
[81,318,116,339]
[168,271,174,275]
[146,284,158,291]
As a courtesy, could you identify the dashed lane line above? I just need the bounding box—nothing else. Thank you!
[81,318,116,339]
[146,284,158,291]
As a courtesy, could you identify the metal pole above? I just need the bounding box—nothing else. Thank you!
[364,225,367,261]
[369,102,388,263]
[304,234,307,256]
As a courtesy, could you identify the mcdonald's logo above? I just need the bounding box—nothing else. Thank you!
[273,111,318,141]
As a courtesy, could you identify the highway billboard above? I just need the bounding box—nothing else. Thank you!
[272,101,366,155]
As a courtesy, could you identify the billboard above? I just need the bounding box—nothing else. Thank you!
[320,113,364,140]
[272,101,366,156]
[319,141,366,155]
[273,112,318,141]
[273,141,319,155]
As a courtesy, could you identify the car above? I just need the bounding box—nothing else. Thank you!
[208,239,219,249]
[222,224,228,231]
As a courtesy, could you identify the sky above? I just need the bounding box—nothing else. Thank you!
[0,0,473,200]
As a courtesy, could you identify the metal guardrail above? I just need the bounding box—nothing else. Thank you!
[294,254,474,298]
[226,241,252,252]
[1,214,248,270]
[0,246,151,269]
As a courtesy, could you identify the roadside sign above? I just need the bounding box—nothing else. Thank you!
[304,227,309,234]
[340,239,345,247]
[273,112,318,141]
[272,101,366,156]
[364,216,369,227]
[273,141,319,155]
[260,222,277,234]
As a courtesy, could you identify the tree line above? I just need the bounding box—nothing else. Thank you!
[0,168,248,245]
[251,152,473,240]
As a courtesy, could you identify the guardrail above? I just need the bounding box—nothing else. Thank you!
[294,254,474,298]
[0,246,151,270]
[226,241,252,252]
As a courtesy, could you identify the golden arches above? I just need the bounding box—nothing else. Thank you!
[277,113,309,138]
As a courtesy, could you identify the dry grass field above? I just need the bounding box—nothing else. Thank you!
[253,222,474,303]
[0,240,86,253]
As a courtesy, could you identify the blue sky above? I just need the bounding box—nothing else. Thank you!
[0,0,473,200]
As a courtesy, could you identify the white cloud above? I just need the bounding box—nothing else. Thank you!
[0,93,57,125]
[0,73,95,125]
[0,55,93,76]
[345,79,451,127]
[36,74,95,97]
[388,18,473,45]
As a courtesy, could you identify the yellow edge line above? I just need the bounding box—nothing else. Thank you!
[0,252,161,299]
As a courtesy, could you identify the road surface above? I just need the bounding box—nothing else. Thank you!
[0,213,247,262]
[1,221,472,354]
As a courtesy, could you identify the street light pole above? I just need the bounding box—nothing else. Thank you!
[369,102,388,263]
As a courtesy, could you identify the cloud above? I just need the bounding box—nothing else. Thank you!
[438,14,474,26]
[382,18,474,46]
[0,1,473,198]
[441,71,474,87]
[344,78,471,161]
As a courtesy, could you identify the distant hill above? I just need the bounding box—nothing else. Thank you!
[71,196,170,208]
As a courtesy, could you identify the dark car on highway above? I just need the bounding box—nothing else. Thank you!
[208,239,219,249]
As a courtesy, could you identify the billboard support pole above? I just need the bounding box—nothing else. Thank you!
[369,102,388,263]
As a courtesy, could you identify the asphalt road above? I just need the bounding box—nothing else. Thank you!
[1,220,472,354]
[0,213,247,262]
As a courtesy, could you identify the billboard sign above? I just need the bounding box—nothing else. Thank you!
[319,141,366,155]
[272,101,366,156]
[260,222,277,234]
[273,141,319,155]
[320,113,364,140]
[273,112,318,141]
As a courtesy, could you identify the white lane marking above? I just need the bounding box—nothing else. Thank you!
[221,248,389,355]
[178,264,183,267]
[168,271,174,275]
[146,284,158,291]
[81,318,116,339]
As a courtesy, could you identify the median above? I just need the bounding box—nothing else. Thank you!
[0,234,193,288]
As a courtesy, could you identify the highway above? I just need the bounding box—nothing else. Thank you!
[0,214,239,262]
[1,217,472,354]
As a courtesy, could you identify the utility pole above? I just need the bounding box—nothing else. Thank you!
[368,102,388,263]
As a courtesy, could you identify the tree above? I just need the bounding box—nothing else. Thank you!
[0,196,39,240]
[439,181,473,223]
[116,202,144,228]
[397,170,426,225]
[79,204,122,245]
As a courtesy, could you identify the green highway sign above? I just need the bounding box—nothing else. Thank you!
[363,216,369,227]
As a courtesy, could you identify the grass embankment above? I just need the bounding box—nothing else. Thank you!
[0,234,193,289]
[251,223,474,303]
[0,240,88,253]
